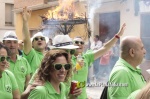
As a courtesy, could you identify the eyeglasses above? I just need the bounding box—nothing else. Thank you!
[34,37,45,41]
[66,49,75,55]
[53,63,71,70]
[0,56,10,62]
[74,41,84,45]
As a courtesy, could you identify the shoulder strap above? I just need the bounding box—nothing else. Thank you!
[100,86,108,99]
[5,70,9,76]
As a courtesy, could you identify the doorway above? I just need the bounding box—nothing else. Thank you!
[99,12,120,43]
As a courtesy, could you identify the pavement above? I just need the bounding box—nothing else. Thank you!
[86,64,107,99]
[86,78,107,99]
[87,86,104,99]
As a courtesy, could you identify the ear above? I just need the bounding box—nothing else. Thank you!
[129,48,135,57]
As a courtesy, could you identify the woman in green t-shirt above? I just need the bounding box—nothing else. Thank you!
[28,50,80,99]
[0,44,20,99]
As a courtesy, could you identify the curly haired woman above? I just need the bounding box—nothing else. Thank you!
[28,49,80,99]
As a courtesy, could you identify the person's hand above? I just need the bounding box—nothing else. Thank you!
[68,87,82,99]
[78,60,84,68]
[30,80,44,91]
[72,87,82,96]
[5,62,10,69]
[21,81,44,99]
[22,6,31,22]
[117,23,126,37]
[74,60,84,73]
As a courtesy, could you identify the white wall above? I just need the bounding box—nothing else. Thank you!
[0,3,5,27]
[88,0,141,39]
[0,0,14,3]
[120,0,140,37]
[0,0,15,40]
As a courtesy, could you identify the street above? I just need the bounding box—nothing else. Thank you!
[86,64,107,99]
[87,86,104,99]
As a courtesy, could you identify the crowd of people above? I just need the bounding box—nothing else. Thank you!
[0,6,149,99]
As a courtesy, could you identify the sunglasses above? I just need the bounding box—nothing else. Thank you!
[53,63,71,70]
[74,41,84,45]
[66,49,75,55]
[0,56,10,62]
[34,37,45,41]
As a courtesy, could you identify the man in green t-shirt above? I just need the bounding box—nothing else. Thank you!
[72,23,126,99]
[22,7,49,74]
[108,36,146,99]
[3,31,31,94]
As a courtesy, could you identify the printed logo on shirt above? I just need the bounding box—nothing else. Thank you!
[5,85,12,93]
[20,66,25,73]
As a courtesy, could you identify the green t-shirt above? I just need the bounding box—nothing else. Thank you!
[71,51,94,99]
[107,58,146,99]
[23,48,44,74]
[29,51,94,99]
[127,89,141,99]
[8,55,31,93]
[28,69,38,84]
[28,81,67,99]
[0,70,19,99]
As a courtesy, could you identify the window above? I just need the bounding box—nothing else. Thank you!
[5,3,14,26]
[47,0,57,2]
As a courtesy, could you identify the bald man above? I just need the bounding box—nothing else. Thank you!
[107,36,146,99]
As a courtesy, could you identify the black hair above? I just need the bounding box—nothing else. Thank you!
[0,43,11,56]
[94,35,99,40]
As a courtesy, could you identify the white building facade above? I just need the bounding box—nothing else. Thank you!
[0,0,14,41]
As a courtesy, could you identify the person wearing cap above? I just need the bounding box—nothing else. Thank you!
[28,35,79,84]
[0,43,20,99]
[22,8,49,74]
[71,23,126,99]
[3,31,31,94]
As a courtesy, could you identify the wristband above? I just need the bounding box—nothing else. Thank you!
[115,34,120,39]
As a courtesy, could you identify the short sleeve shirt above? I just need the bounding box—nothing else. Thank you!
[23,48,44,74]
[90,40,102,50]
[28,69,38,84]
[28,81,67,99]
[71,51,94,99]
[127,89,141,99]
[108,58,146,99]
[100,50,112,65]
[0,70,19,99]
[8,55,31,93]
